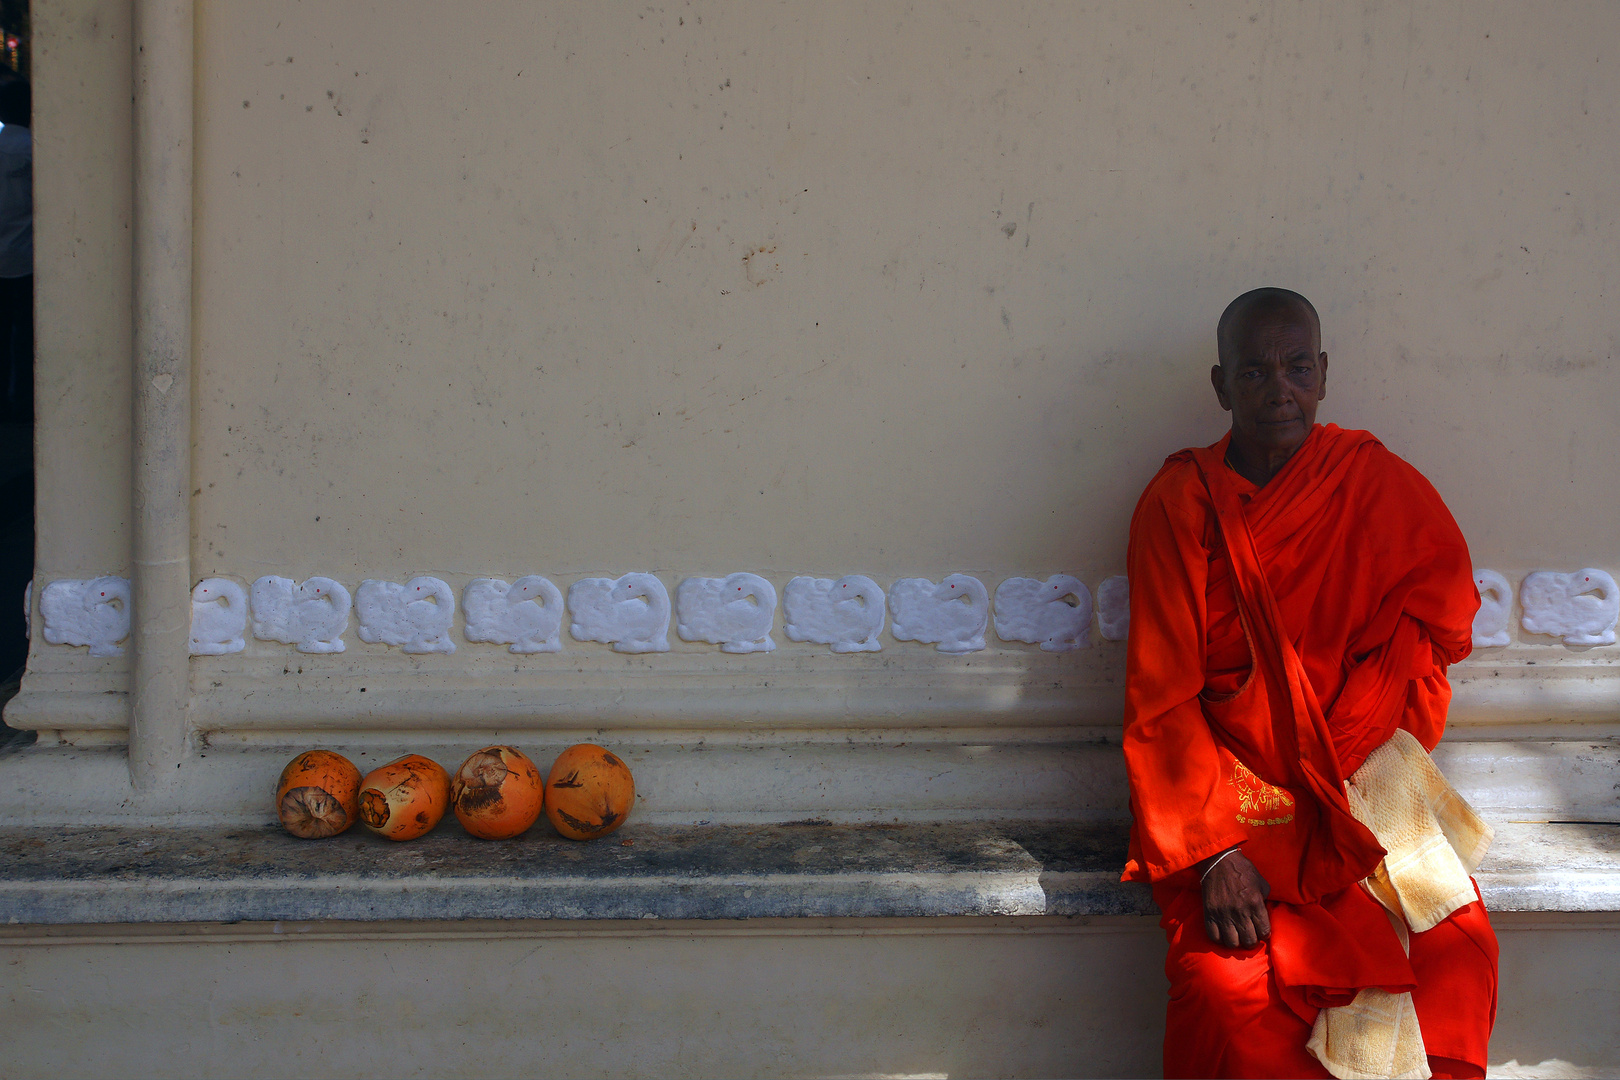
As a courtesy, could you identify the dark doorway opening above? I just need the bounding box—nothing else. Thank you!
[0,0,32,754]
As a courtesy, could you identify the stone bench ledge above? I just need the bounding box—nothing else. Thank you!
[0,820,1150,924]
[1473,821,1620,912]
[0,820,1613,926]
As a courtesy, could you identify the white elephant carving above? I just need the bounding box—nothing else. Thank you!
[783,575,886,653]
[463,576,565,654]
[1520,569,1618,646]
[993,575,1092,652]
[889,574,989,654]
[568,572,671,654]
[40,576,131,657]
[1097,575,1130,642]
[676,573,777,653]
[251,575,351,654]
[357,576,457,654]
[189,577,248,655]
[1471,569,1513,648]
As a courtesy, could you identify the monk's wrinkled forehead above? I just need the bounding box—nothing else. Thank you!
[1217,288,1320,366]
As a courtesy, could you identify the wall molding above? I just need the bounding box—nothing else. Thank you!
[8,651,1619,741]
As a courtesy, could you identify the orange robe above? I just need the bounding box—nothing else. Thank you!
[1122,424,1497,1079]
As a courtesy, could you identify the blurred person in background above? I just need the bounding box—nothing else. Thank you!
[0,76,29,422]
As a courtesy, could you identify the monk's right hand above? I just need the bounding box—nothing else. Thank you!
[1197,848,1271,948]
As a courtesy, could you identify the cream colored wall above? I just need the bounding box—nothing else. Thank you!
[3,915,1616,1079]
[180,0,1614,738]
[187,0,1618,579]
[8,10,1618,1077]
[1,918,1166,1079]
[25,1,133,707]
[31,0,131,581]
[18,1,1620,744]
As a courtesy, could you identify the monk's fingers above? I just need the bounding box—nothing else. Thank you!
[1233,890,1271,944]
[1201,878,1269,947]
[1207,912,1247,949]
[1206,902,1269,948]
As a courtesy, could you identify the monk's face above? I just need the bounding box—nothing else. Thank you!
[1210,308,1327,459]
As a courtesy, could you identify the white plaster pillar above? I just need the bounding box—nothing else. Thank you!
[128,0,194,790]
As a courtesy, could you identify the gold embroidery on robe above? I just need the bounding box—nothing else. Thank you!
[1230,759,1296,826]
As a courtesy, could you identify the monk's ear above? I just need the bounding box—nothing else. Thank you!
[1211,363,1232,411]
[1317,353,1328,400]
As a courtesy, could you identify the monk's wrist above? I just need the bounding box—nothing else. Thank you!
[1197,846,1243,881]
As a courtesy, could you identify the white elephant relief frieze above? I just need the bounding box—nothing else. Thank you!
[783,575,885,653]
[993,575,1092,652]
[54,557,1620,661]
[676,573,777,653]
[40,576,131,657]
[463,576,564,654]
[568,572,671,654]
[889,574,989,654]
[356,576,457,654]
[251,575,351,654]
[1520,569,1618,646]
[1471,570,1513,648]
[189,577,248,655]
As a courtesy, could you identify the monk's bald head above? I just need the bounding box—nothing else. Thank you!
[1217,288,1320,368]
[1209,287,1328,483]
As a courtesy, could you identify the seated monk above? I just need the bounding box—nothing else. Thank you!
[1122,288,1498,1080]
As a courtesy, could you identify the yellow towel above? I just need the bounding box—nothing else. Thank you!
[1307,904,1430,1080]
[1305,728,1495,1080]
[1346,728,1494,934]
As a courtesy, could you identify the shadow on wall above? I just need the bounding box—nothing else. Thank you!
[1086,321,1233,466]
[978,319,1223,565]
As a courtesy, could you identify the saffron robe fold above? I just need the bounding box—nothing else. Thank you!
[1121,424,1490,1074]
[1157,881,1498,1079]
